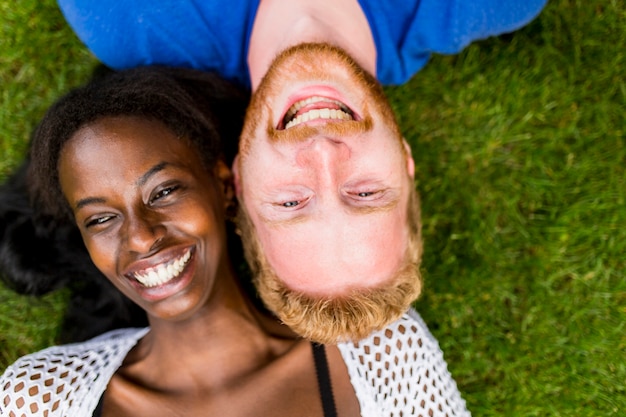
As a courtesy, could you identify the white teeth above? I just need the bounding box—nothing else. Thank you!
[284,96,353,129]
[285,96,338,119]
[132,249,192,288]
[285,109,352,129]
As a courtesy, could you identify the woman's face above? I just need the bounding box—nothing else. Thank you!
[58,116,233,321]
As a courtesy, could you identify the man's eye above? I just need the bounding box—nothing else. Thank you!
[353,190,382,199]
[273,194,310,209]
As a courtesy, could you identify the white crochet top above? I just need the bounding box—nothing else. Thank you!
[1,308,470,417]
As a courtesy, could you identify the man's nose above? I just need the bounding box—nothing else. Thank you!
[295,137,350,171]
[123,211,166,255]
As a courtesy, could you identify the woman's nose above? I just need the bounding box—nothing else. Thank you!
[123,212,166,254]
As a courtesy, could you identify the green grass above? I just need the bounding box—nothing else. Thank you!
[0,0,97,367]
[1,0,624,415]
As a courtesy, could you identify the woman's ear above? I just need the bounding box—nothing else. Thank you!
[214,160,235,209]
[231,154,242,198]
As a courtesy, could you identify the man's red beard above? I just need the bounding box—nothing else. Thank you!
[236,187,423,345]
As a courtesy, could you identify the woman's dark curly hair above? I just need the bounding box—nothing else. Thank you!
[27,65,248,222]
[0,66,249,342]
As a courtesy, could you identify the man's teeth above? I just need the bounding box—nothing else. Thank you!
[285,108,353,129]
[285,96,344,119]
[132,249,192,288]
[284,96,353,129]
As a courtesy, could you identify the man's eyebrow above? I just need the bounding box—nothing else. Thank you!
[347,198,400,215]
[137,161,169,186]
[259,212,309,227]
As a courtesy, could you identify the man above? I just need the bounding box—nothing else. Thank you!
[234,41,422,342]
[57,0,546,342]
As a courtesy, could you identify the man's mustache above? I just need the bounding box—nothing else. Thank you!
[268,116,374,144]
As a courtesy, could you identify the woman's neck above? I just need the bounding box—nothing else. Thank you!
[247,0,377,90]
[122,269,296,392]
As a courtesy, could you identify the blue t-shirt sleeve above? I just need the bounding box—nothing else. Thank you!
[409,0,548,52]
[360,0,548,85]
[57,0,258,87]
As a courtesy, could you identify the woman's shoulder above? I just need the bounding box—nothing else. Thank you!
[1,327,148,416]
[338,309,471,416]
[340,308,442,353]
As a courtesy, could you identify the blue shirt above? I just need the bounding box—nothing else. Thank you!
[58,0,546,88]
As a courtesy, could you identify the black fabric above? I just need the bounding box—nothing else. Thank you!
[311,343,338,417]
[92,393,104,417]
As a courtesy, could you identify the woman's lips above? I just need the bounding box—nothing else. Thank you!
[123,247,198,303]
[128,247,193,288]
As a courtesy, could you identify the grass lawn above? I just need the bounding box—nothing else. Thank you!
[1,0,624,415]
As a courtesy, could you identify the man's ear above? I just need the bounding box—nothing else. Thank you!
[402,138,415,178]
[231,154,242,198]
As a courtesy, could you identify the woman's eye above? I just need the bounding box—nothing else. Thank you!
[86,215,113,228]
[357,191,375,197]
[150,185,179,204]
[282,200,300,208]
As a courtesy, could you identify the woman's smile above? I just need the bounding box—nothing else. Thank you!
[123,246,198,302]
[127,247,193,288]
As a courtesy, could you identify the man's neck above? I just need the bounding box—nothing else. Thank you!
[247,0,377,91]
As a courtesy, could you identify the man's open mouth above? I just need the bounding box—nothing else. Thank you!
[281,96,354,129]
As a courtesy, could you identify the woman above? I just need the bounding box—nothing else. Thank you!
[0,67,470,416]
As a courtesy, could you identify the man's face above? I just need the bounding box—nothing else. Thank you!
[235,43,416,297]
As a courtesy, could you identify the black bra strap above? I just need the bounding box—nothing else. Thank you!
[311,342,338,417]
[92,392,104,417]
